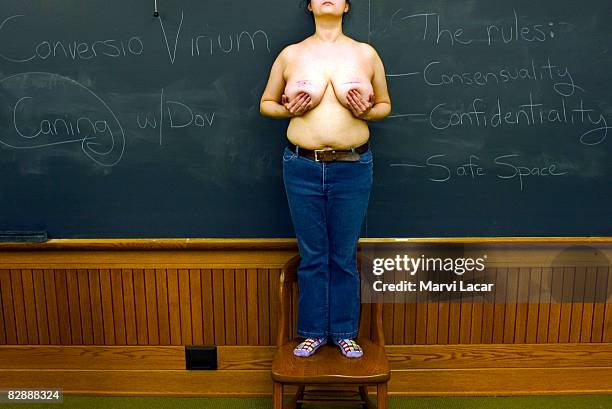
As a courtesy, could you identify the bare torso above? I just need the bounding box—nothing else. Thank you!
[283,36,374,150]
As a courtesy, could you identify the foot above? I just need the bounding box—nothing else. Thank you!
[293,337,327,357]
[333,338,363,358]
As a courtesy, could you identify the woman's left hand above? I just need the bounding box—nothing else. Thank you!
[347,89,374,119]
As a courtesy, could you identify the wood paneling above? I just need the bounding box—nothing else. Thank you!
[155,268,170,345]
[0,266,611,346]
[0,244,610,346]
[11,269,28,344]
[0,270,17,344]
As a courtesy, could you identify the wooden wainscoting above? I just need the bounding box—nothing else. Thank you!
[0,238,610,395]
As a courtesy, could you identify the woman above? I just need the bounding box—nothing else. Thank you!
[259,0,391,358]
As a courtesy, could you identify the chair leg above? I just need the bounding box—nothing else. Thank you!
[376,383,387,409]
[359,385,375,409]
[295,385,305,409]
[273,381,283,409]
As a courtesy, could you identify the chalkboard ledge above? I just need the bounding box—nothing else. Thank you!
[0,237,610,251]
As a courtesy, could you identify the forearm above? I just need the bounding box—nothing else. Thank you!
[260,100,292,119]
[363,102,391,121]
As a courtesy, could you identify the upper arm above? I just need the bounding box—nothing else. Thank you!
[260,45,291,104]
[363,43,391,106]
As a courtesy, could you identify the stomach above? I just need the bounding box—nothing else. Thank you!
[286,90,370,150]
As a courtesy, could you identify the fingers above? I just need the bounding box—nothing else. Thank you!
[294,94,311,114]
[283,92,297,108]
[285,92,305,110]
[285,90,372,118]
[349,90,367,110]
[346,92,357,115]
[347,91,366,116]
[287,92,307,109]
[346,93,359,117]
[347,90,373,118]
[285,92,311,116]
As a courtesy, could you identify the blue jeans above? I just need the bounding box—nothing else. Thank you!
[282,145,373,339]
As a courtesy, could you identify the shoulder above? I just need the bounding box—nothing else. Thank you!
[276,42,302,64]
[356,42,380,62]
[268,44,296,77]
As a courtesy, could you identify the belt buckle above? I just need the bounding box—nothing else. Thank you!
[314,149,335,162]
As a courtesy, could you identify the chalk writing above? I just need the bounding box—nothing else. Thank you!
[421,57,582,97]
[0,15,143,62]
[136,88,216,146]
[391,9,565,46]
[390,153,569,191]
[0,72,125,167]
[428,93,609,146]
[158,10,270,64]
[388,57,583,97]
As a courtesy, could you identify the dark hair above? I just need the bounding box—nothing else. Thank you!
[300,0,353,25]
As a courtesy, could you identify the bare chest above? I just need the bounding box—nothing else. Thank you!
[283,46,373,110]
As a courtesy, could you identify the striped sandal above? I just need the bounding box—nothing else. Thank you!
[333,338,364,358]
[293,337,327,357]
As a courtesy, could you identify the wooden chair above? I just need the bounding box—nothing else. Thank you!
[271,253,390,408]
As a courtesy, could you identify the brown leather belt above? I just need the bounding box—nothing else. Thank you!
[287,141,369,162]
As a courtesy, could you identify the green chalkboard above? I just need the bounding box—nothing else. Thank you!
[0,0,610,238]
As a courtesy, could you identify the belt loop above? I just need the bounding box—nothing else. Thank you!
[351,147,356,153]
[296,145,299,154]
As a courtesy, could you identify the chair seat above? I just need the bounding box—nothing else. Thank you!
[271,337,390,384]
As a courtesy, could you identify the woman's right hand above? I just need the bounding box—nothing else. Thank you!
[282,92,311,116]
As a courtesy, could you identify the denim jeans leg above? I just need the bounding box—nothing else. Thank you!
[326,152,373,339]
[282,149,329,338]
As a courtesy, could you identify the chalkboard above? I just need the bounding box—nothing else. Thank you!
[0,0,610,239]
